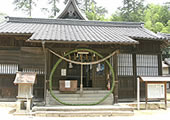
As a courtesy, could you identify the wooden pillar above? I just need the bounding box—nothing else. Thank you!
[92,65,96,88]
[164,82,167,110]
[42,42,47,105]
[113,53,118,104]
[158,53,162,76]
[145,82,148,110]
[133,53,137,98]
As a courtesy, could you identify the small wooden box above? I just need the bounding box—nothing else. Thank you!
[59,80,77,92]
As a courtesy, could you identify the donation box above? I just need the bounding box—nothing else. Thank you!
[59,80,77,92]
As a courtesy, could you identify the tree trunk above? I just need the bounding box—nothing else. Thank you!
[29,0,32,17]
[54,0,56,17]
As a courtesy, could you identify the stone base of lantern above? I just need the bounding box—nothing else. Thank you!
[16,98,32,113]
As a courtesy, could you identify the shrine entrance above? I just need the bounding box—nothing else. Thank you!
[48,48,117,106]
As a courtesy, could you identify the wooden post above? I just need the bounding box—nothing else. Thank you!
[133,53,137,98]
[145,82,148,110]
[92,64,96,88]
[137,77,140,110]
[113,53,118,104]
[42,42,47,105]
[165,82,167,110]
[80,54,83,96]
[158,53,162,76]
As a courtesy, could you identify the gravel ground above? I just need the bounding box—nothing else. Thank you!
[0,107,170,120]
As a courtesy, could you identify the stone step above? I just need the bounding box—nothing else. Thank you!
[32,105,134,112]
[50,90,111,94]
[48,97,113,100]
[47,94,112,97]
[46,102,112,105]
[32,105,134,117]
[47,97,113,105]
[34,110,134,117]
[46,90,114,105]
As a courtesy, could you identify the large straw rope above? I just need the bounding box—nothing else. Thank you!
[48,49,119,65]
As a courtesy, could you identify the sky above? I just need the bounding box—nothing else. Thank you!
[0,0,169,18]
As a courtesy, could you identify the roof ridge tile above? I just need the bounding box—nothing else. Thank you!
[5,16,144,28]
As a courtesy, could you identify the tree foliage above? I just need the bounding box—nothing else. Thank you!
[144,4,170,33]
[110,1,170,33]
[64,0,108,21]
[0,12,6,23]
[64,0,95,12]
[118,0,145,22]
[42,0,60,18]
[13,0,36,17]
[85,2,108,20]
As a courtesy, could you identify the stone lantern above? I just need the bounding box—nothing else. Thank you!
[14,72,37,112]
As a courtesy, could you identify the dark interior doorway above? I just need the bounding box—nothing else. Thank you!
[67,64,92,88]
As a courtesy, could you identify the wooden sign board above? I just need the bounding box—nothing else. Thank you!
[147,83,165,99]
[137,76,170,110]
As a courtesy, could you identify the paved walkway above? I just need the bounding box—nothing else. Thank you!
[0,107,170,120]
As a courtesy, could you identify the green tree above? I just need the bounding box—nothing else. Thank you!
[144,4,170,33]
[85,2,108,21]
[13,0,37,17]
[161,20,170,33]
[64,0,80,5]
[119,0,145,22]
[110,11,122,21]
[110,0,145,22]
[64,0,108,20]
[41,0,60,18]
[64,0,94,12]
[153,22,165,33]
[0,12,6,23]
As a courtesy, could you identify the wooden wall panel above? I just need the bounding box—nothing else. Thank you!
[118,76,134,98]
[0,49,20,64]
[20,47,44,67]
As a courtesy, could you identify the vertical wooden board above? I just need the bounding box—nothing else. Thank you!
[33,75,44,98]
[118,76,134,98]
[0,75,17,98]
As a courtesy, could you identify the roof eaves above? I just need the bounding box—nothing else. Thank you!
[140,25,166,40]
[0,32,33,36]
[27,38,139,45]
[130,36,168,41]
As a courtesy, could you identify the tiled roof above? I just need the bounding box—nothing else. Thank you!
[0,17,167,44]
[158,33,170,40]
